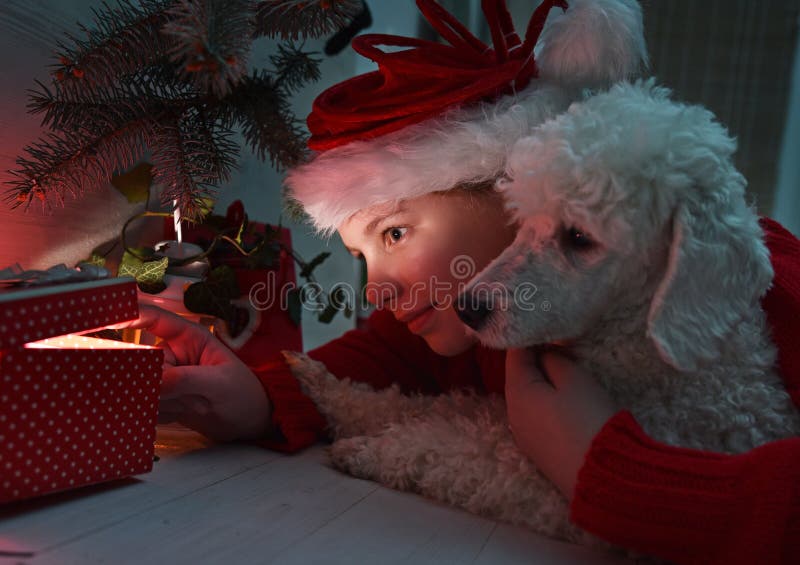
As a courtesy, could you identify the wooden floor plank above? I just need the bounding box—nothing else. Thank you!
[0,427,278,554]
[1,427,631,564]
[271,486,497,564]
[29,448,377,565]
[474,523,627,565]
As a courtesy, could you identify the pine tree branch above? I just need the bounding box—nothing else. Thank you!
[53,0,172,92]
[223,71,307,170]
[254,0,364,40]
[6,118,155,211]
[163,0,255,98]
[150,110,240,220]
[27,71,194,133]
[151,118,215,221]
[7,0,343,216]
[271,42,321,92]
[189,108,239,183]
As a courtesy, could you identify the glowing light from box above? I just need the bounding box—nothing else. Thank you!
[25,334,157,350]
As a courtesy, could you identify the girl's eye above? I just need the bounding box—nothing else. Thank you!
[383,227,407,246]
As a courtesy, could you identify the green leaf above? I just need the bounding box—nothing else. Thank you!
[195,197,216,220]
[318,303,337,324]
[183,265,249,336]
[136,256,169,285]
[300,251,330,278]
[117,250,144,278]
[111,162,152,204]
[183,265,240,319]
[287,288,302,327]
[330,286,347,308]
[244,240,279,269]
[81,253,106,268]
[263,223,281,243]
[117,250,167,293]
[137,280,167,294]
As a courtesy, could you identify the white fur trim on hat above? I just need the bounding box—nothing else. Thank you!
[285,0,646,236]
[286,82,574,235]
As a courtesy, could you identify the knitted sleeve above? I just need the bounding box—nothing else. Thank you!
[571,218,800,564]
[760,217,800,405]
[570,411,800,564]
[248,308,444,452]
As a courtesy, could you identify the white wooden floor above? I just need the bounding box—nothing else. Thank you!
[0,425,630,564]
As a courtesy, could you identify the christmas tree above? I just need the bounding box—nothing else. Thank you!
[6,0,367,221]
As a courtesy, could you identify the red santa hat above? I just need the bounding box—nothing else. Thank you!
[285,0,648,235]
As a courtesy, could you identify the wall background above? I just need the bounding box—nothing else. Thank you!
[1,0,798,351]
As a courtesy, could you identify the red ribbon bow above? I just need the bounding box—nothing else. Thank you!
[307,0,569,151]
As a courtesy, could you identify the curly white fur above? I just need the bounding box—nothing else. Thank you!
[473,81,799,453]
[283,82,800,557]
[537,0,647,87]
[283,351,608,552]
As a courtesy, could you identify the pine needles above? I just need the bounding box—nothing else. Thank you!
[7,0,364,221]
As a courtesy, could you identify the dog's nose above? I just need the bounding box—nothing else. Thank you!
[455,297,491,330]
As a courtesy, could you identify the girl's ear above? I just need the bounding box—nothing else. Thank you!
[536,0,648,89]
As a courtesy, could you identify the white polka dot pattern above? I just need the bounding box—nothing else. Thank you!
[0,347,162,503]
[0,279,139,349]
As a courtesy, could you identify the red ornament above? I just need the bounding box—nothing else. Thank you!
[225,200,246,229]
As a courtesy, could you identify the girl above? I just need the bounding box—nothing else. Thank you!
[124,1,800,562]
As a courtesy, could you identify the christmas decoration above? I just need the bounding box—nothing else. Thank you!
[108,197,348,330]
[0,278,163,503]
[6,0,366,221]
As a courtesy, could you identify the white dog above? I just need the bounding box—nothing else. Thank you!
[285,82,800,552]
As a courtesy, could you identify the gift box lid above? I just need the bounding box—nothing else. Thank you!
[0,277,139,350]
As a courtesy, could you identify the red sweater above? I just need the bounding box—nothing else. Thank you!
[249,217,800,564]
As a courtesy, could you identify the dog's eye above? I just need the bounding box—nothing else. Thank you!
[564,227,594,250]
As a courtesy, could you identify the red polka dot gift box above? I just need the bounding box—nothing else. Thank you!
[0,277,162,503]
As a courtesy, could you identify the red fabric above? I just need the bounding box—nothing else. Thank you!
[760,217,800,406]
[250,218,800,563]
[570,411,800,565]
[307,0,568,151]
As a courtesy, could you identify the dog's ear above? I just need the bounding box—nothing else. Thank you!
[536,0,648,89]
[646,202,773,372]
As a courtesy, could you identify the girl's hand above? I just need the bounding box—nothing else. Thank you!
[505,348,618,500]
[115,305,273,442]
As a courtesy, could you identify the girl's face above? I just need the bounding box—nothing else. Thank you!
[338,190,516,356]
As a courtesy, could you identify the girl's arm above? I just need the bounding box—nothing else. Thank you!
[572,411,800,565]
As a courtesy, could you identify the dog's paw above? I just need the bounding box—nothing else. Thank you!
[283,351,435,439]
[328,436,382,481]
[282,351,342,399]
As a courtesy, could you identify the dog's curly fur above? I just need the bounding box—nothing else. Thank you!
[474,81,799,453]
[283,351,600,548]
[284,82,800,554]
